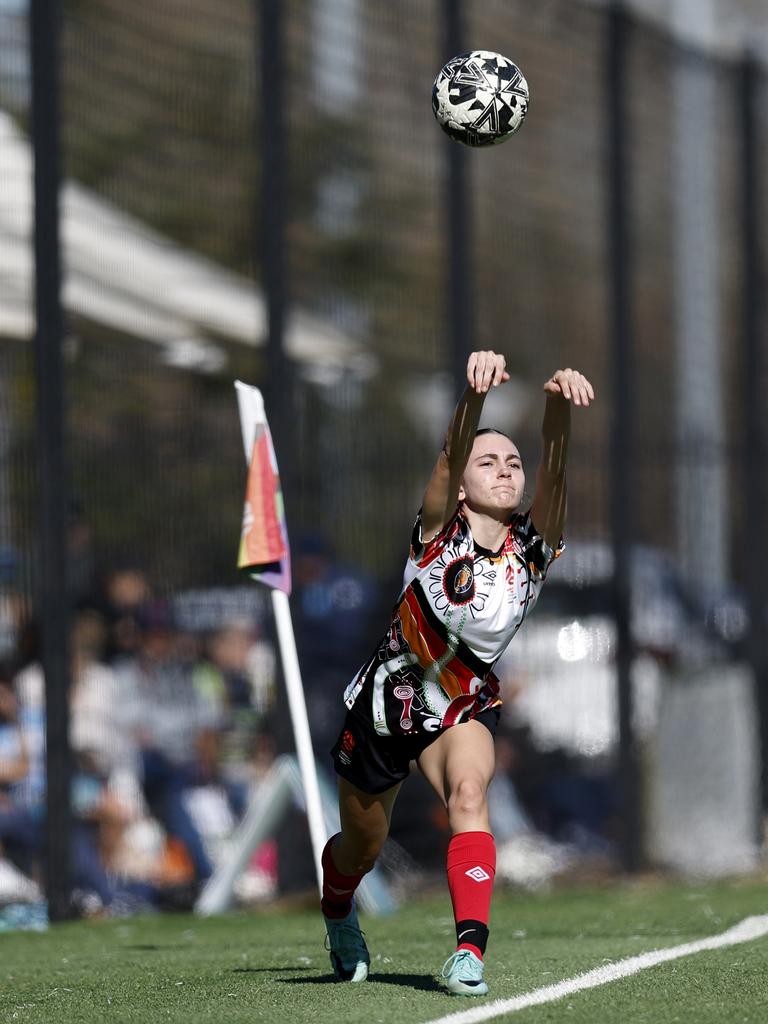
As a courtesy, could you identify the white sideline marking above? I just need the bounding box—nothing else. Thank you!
[424,914,768,1024]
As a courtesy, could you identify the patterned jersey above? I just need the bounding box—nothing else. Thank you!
[343,506,562,737]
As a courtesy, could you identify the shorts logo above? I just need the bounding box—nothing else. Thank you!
[338,729,356,765]
[465,866,491,882]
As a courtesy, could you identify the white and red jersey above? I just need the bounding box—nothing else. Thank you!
[343,506,562,737]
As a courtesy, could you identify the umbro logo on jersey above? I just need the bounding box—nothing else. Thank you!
[465,866,491,882]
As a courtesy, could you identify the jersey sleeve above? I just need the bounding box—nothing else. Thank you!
[409,505,463,567]
[514,511,564,580]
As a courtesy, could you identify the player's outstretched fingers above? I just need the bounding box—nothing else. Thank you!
[473,351,492,392]
[574,372,593,406]
[478,352,494,392]
[492,355,508,387]
[467,352,479,391]
[467,350,509,393]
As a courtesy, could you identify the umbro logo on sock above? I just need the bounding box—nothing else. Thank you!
[465,866,491,882]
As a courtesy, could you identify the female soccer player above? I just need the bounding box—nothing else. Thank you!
[321,350,594,996]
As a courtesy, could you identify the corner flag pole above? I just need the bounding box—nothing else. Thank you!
[235,380,326,895]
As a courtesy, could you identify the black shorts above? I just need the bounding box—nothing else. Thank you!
[330,707,501,795]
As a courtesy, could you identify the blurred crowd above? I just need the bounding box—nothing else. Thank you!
[0,561,281,916]
[0,517,621,920]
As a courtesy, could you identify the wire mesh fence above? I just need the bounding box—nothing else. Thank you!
[0,0,766,918]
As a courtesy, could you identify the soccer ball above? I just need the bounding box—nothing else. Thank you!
[432,50,529,147]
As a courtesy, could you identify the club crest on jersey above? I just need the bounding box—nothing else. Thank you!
[442,556,475,606]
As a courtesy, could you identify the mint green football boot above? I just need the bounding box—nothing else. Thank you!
[324,904,370,982]
[441,949,489,996]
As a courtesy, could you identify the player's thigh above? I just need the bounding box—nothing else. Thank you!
[416,720,495,807]
[338,776,401,842]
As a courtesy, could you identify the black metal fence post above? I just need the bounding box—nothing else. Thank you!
[443,0,474,389]
[258,0,293,472]
[740,53,767,834]
[257,0,301,763]
[29,0,73,920]
[606,3,641,872]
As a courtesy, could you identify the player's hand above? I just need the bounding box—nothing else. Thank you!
[467,351,510,394]
[543,369,595,407]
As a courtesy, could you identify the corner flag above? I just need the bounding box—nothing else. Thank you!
[232,380,326,896]
[235,381,291,595]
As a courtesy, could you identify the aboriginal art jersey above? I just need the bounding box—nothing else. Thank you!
[343,506,563,738]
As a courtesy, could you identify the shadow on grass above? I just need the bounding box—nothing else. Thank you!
[231,967,313,974]
[124,944,185,951]
[279,973,438,992]
[369,973,438,993]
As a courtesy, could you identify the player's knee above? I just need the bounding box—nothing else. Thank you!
[447,778,487,821]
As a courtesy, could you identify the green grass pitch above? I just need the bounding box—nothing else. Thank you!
[1,877,766,1023]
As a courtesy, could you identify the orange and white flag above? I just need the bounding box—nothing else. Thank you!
[235,381,291,594]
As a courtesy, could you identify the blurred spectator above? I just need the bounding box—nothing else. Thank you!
[67,609,144,905]
[0,672,36,874]
[0,548,25,663]
[11,611,145,912]
[69,610,140,789]
[0,675,28,788]
[487,735,534,843]
[485,731,579,890]
[67,500,97,607]
[7,661,46,876]
[96,566,153,663]
[193,619,276,816]
[293,533,379,752]
[115,600,221,887]
[497,721,618,856]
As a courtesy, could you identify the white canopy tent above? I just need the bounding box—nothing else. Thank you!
[0,110,372,377]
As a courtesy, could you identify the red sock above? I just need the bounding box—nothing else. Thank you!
[320,834,364,919]
[446,831,496,960]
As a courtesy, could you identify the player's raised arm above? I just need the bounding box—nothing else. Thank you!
[530,368,595,550]
[420,350,510,543]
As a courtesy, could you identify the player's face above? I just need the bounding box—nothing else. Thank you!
[459,434,525,517]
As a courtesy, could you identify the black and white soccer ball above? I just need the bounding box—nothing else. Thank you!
[432,50,529,147]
